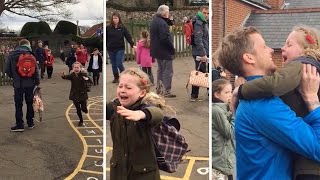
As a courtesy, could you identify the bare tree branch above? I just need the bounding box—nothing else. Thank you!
[1,0,79,21]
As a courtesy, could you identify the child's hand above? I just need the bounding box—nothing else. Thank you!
[117,106,146,121]
[83,76,89,80]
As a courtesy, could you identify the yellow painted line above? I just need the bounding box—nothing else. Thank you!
[161,176,184,180]
[86,102,103,133]
[64,104,88,180]
[182,158,196,180]
[185,156,209,161]
[77,127,99,129]
[87,155,103,159]
[79,169,103,175]
[65,97,103,179]
[83,135,103,138]
[70,120,101,122]
[88,145,103,147]
[106,146,113,154]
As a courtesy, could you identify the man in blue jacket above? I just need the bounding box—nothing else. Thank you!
[150,4,176,98]
[216,26,320,179]
[6,39,40,132]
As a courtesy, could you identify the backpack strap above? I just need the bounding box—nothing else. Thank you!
[293,56,320,72]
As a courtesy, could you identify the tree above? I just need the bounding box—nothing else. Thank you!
[0,0,79,21]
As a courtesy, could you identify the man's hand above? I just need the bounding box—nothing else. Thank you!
[234,76,246,87]
[201,55,208,62]
[299,64,320,111]
[117,106,146,121]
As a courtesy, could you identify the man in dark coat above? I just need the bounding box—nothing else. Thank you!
[5,39,40,131]
[150,4,176,98]
[191,6,209,101]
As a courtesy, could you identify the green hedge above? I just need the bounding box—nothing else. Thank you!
[53,21,79,35]
[20,21,52,37]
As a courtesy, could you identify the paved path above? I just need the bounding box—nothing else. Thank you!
[106,57,209,180]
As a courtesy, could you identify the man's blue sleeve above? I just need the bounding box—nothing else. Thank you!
[250,97,320,162]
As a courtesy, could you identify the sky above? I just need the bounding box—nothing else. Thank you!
[0,0,104,31]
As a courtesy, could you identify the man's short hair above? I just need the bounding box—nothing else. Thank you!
[19,39,30,46]
[217,26,260,76]
[200,6,209,11]
[157,5,169,15]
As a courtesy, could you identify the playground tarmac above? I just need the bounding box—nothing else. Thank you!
[0,59,103,180]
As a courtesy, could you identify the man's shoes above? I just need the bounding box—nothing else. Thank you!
[164,93,176,98]
[28,124,35,129]
[78,121,84,127]
[190,97,197,102]
[11,125,24,132]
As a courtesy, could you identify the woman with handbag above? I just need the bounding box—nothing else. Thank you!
[212,79,235,180]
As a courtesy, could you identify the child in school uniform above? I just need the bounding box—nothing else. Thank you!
[45,49,54,79]
[107,68,176,180]
[62,62,89,126]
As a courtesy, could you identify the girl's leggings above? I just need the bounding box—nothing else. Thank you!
[73,100,88,122]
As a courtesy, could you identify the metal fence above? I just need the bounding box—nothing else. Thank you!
[0,54,12,86]
[123,20,191,61]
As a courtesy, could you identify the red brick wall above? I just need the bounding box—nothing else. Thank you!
[225,0,253,33]
[266,0,284,9]
[273,50,284,68]
[212,0,259,52]
[212,0,224,51]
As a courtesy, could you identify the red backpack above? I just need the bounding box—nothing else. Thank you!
[17,53,37,77]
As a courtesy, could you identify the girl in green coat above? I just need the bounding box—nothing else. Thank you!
[107,68,171,180]
[212,79,235,180]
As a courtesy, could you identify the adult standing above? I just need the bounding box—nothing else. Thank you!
[106,12,135,83]
[5,39,40,132]
[34,40,46,79]
[150,4,176,98]
[76,44,88,67]
[190,6,209,101]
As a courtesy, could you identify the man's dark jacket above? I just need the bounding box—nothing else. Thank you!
[5,46,40,89]
[150,14,175,60]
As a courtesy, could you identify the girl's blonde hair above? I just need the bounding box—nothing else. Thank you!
[140,30,150,48]
[120,68,174,112]
[293,25,320,60]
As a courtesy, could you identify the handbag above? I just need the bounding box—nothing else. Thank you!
[187,62,209,88]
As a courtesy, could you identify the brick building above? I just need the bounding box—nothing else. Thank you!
[213,0,320,70]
